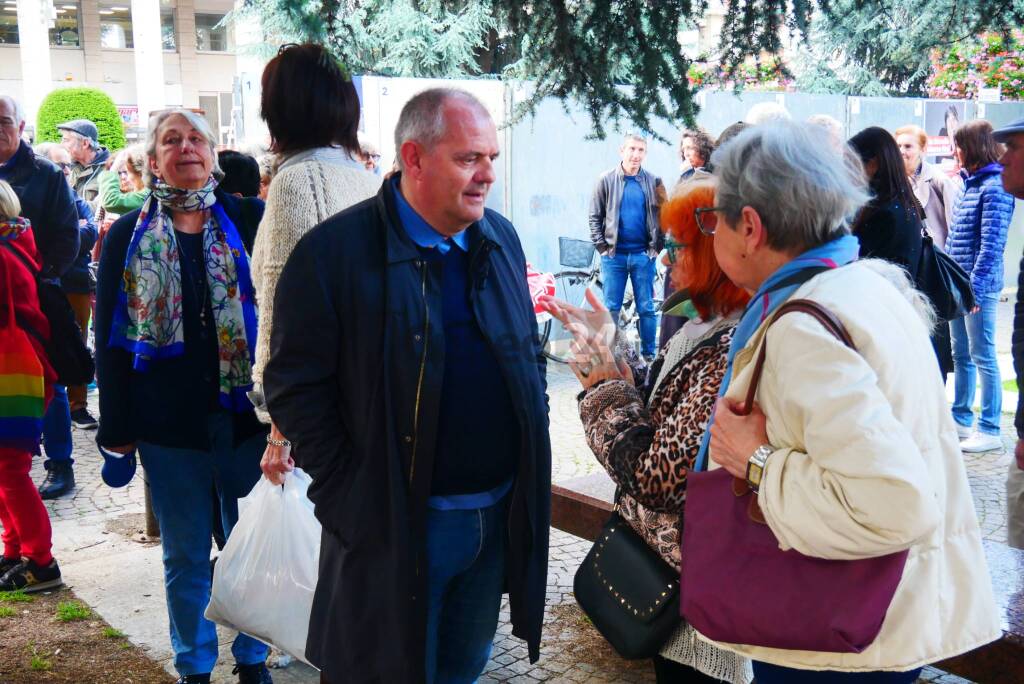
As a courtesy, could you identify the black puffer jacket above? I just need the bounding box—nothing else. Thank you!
[0,141,79,281]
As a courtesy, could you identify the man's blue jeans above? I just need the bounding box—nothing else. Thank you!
[600,251,658,357]
[950,291,1001,435]
[424,496,508,684]
[138,413,268,676]
[41,384,73,465]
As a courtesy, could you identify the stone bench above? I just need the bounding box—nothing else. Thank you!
[551,471,1024,683]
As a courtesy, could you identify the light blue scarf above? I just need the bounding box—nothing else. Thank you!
[694,234,860,471]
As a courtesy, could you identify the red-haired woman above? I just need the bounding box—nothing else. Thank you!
[542,182,752,683]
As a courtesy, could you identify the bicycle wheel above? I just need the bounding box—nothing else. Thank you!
[543,270,595,363]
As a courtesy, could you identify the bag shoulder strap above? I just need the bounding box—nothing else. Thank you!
[741,299,857,415]
[0,239,40,280]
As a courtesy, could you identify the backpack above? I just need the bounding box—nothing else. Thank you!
[0,240,94,386]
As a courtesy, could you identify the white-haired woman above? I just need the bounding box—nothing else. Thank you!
[94,109,273,684]
[696,123,999,682]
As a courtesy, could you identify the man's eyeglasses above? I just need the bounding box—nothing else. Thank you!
[694,206,723,236]
[57,162,71,170]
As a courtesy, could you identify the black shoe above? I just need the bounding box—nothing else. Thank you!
[38,461,75,500]
[0,556,20,576]
[175,675,211,684]
[0,557,63,593]
[70,408,98,430]
[233,662,273,684]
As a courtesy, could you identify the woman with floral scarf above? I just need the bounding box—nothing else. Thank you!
[94,109,272,684]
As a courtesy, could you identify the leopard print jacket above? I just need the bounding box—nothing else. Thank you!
[578,323,734,570]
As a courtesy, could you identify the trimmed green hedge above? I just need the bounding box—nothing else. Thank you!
[36,87,126,151]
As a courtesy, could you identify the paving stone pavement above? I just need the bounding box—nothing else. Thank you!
[26,299,1022,683]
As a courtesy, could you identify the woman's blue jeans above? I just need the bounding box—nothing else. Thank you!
[138,413,268,676]
[950,291,1002,435]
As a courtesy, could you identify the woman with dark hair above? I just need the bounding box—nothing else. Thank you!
[946,120,1015,453]
[848,127,924,279]
[249,43,380,483]
[678,127,715,183]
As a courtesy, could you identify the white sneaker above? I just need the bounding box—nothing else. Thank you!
[955,423,972,440]
[959,432,1003,453]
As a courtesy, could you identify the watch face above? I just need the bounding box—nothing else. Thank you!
[748,463,763,486]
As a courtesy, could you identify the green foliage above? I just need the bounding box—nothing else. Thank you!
[237,1,1023,135]
[26,642,51,672]
[102,626,125,638]
[797,0,1024,97]
[687,58,791,91]
[928,32,1024,101]
[55,599,91,622]
[36,87,126,150]
[0,590,34,603]
[0,605,15,617]
[237,0,498,78]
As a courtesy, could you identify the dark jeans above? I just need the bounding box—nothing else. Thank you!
[752,662,923,683]
[41,385,72,465]
[425,496,508,684]
[652,655,723,683]
[601,251,657,357]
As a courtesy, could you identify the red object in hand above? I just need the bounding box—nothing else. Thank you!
[526,264,555,315]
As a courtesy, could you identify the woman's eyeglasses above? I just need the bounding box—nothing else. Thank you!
[694,206,723,236]
[664,235,685,264]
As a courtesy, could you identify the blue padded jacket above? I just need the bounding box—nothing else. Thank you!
[944,163,1016,296]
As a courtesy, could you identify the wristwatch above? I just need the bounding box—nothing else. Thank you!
[746,444,773,493]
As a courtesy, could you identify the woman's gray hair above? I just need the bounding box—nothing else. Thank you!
[711,122,870,253]
[393,88,489,170]
[144,108,220,186]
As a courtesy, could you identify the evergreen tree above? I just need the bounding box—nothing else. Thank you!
[238,1,1023,136]
[799,0,1024,97]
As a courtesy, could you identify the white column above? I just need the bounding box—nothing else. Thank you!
[16,0,54,129]
[130,0,166,124]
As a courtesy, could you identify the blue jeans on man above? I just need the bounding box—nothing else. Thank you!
[950,291,1001,435]
[42,384,73,465]
[38,384,76,499]
[138,413,268,677]
[424,492,508,683]
[601,251,658,357]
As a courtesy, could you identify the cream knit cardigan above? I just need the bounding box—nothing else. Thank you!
[251,159,381,387]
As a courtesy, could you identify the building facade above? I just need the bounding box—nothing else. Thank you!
[0,0,243,143]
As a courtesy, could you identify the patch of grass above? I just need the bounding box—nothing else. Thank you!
[0,590,34,603]
[1004,378,1018,392]
[102,626,125,638]
[55,600,91,622]
[26,642,51,671]
[0,605,15,617]
[29,654,52,671]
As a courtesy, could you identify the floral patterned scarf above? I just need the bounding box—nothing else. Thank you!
[0,217,31,241]
[109,177,259,412]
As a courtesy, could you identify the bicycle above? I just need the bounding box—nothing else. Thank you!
[538,237,663,363]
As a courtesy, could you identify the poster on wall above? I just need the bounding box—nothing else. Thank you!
[924,100,967,177]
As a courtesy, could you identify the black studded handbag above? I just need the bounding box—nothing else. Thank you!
[573,504,681,659]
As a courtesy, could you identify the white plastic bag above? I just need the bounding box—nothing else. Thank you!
[205,468,321,667]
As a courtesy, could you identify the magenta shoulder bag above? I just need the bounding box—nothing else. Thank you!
[680,299,909,653]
